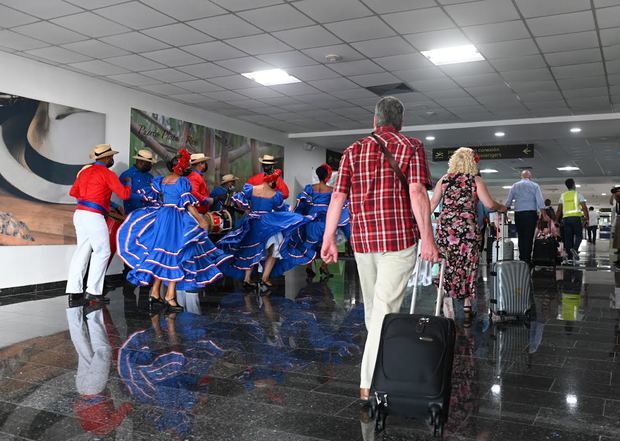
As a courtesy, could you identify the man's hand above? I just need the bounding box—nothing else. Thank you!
[420,239,440,262]
[321,235,339,264]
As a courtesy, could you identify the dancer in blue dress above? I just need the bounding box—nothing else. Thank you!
[117,149,232,312]
[294,164,350,279]
[218,169,316,291]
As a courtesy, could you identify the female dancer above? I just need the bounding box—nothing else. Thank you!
[117,149,232,312]
[294,164,350,278]
[218,169,315,291]
[430,147,506,322]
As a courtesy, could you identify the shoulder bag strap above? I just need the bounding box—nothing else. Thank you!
[370,133,409,192]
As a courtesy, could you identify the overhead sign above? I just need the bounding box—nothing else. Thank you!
[432,144,534,162]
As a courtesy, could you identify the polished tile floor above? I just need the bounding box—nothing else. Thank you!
[0,241,618,440]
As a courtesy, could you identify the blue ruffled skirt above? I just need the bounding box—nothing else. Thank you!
[117,205,232,290]
[217,212,316,279]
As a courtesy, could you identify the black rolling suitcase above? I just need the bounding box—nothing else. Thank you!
[532,235,558,267]
[369,259,456,437]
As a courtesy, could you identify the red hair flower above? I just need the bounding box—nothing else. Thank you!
[321,163,333,181]
[173,149,191,175]
[474,153,481,163]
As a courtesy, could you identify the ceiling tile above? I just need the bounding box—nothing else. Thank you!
[140,83,189,95]
[0,5,38,27]
[604,44,620,60]
[393,67,447,81]
[563,87,609,99]
[208,75,259,89]
[238,4,314,31]
[226,34,292,55]
[270,83,322,96]
[607,59,620,73]
[324,16,396,42]
[0,30,49,50]
[181,41,246,60]
[100,32,170,52]
[203,89,250,101]
[168,93,211,103]
[0,0,81,19]
[478,39,539,59]
[373,53,433,71]
[441,60,495,76]
[536,31,599,52]
[597,5,620,28]
[236,87,284,99]
[106,72,162,85]
[445,0,519,26]
[142,23,213,46]
[106,54,165,71]
[331,89,378,100]
[490,54,547,71]
[408,78,459,91]
[141,48,204,67]
[95,2,175,30]
[273,26,342,50]
[301,44,364,62]
[527,11,595,37]
[518,90,564,102]
[452,72,506,88]
[188,14,261,39]
[215,57,273,73]
[544,48,602,66]
[177,62,233,78]
[351,37,415,58]
[293,0,373,23]
[404,29,470,51]
[501,68,553,81]
[551,62,606,78]
[601,27,620,46]
[210,0,283,11]
[287,65,341,81]
[348,72,400,87]
[258,51,316,68]
[172,79,223,93]
[308,77,359,92]
[382,7,454,34]
[141,68,195,82]
[68,59,129,75]
[556,76,608,89]
[463,20,530,44]
[63,0,127,7]
[141,0,226,20]
[62,39,128,58]
[13,22,86,45]
[514,0,590,18]
[51,12,129,38]
[327,59,384,76]
[362,0,436,14]
[595,0,620,7]
[24,46,91,64]
[509,80,557,92]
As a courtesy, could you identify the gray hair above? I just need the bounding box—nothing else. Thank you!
[374,96,404,130]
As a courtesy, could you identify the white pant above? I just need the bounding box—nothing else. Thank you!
[355,245,417,389]
[177,290,202,315]
[65,210,110,295]
[66,307,111,396]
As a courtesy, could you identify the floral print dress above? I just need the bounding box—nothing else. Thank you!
[436,173,480,300]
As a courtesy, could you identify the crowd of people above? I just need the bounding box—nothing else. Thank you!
[64,96,620,402]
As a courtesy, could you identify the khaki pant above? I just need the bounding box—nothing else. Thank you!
[355,245,417,389]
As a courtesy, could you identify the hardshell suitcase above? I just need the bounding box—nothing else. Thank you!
[370,259,456,437]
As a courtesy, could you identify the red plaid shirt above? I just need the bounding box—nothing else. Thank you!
[334,125,431,253]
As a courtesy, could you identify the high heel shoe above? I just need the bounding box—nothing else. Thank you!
[164,299,184,313]
[149,296,165,310]
[243,281,257,291]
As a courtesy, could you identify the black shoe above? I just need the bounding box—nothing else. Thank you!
[306,267,316,279]
[83,301,105,319]
[85,293,110,304]
[164,299,184,313]
[243,281,257,291]
[149,296,165,308]
[68,293,86,308]
[258,280,272,295]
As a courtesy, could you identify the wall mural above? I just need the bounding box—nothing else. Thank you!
[130,108,285,188]
[0,93,106,246]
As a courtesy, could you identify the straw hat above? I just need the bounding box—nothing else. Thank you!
[221,174,239,184]
[89,144,118,160]
[190,153,211,165]
[259,154,278,165]
[132,149,155,163]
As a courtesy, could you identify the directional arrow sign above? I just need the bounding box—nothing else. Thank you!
[432,144,535,162]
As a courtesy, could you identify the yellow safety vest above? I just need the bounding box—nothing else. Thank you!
[561,190,582,217]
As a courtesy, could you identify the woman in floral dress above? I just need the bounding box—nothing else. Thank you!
[430,147,506,321]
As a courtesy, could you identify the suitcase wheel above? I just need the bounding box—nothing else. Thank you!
[375,409,387,433]
[429,406,444,438]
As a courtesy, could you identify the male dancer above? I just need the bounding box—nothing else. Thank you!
[247,154,289,199]
[119,148,155,214]
[187,153,214,214]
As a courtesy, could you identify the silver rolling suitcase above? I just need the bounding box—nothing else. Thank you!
[489,216,533,322]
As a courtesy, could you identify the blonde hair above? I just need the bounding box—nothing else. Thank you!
[447,147,478,175]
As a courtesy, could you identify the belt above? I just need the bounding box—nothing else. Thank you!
[77,200,108,215]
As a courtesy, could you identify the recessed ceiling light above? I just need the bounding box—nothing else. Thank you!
[570,127,581,133]
[242,69,300,86]
[421,44,485,66]
[480,168,498,173]
[557,166,580,171]
[425,136,435,141]
[502,186,512,189]
[494,131,505,137]
[602,193,607,196]
[566,394,578,406]
[575,184,581,188]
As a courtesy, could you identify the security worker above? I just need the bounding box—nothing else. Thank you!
[119,148,155,214]
[247,154,289,199]
[557,178,589,262]
[66,144,131,304]
[187,153,213,214]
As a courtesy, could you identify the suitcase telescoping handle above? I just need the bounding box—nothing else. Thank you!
[409,257,446,316]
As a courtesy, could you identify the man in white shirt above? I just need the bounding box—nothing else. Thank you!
[587,207,599,245]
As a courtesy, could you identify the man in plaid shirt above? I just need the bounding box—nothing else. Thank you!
[322,96,439,400]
